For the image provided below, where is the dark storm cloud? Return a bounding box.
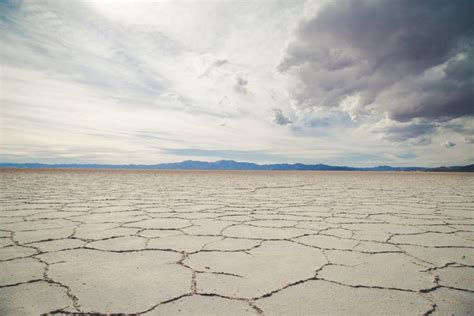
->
[279,0,474,140]
[380,121,436,143]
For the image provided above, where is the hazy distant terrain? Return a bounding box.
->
[1,160,473,172]
[0,169,473,314]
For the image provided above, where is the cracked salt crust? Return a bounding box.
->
[0,169,473,315]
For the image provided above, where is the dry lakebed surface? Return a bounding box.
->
[0,169,473,315]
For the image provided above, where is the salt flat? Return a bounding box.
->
[0,169,473,315]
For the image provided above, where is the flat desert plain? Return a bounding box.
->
[0,169,473,315]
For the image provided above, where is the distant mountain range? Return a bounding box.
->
[1,160,473,172]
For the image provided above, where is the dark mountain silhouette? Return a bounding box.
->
[0,160,472,172]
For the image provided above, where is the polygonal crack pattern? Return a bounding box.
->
[0,169,473,315]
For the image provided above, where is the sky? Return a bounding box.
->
[0,0,473,167]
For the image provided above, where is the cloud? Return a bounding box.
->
[372,119,436,144]
[443,118,474,144]
[199,58,228,78]
[397,152,416,159]
[213,59,228,67]
[444,141,456,148]
[0,0,472,167]
[234,76,249,94]
[279,0,474,141]
[273,109,292,125]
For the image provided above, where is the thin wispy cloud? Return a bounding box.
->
[0,0,473,166]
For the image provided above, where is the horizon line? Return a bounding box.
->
[1,160,473,171]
